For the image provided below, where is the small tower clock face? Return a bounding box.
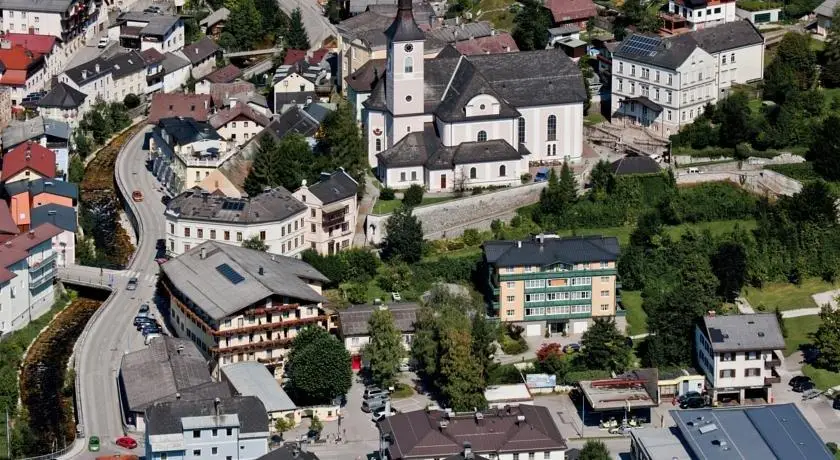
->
[404,44,414,53]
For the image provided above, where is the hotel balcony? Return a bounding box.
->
[213,315,329,337]
[765,351,782,370]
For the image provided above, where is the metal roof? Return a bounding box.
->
[671,404,833,460]
[161,241,328,320]
[30,203,77,233]
[221,362,296,413]
[483,235,620,268]
[306,169,358,204]
[701,313,785,352]
[338,302,420,336]
[0,0,73,14]
[165,186,306,225]
[145,396,268,436]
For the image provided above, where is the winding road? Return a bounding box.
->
[59,125,165,459]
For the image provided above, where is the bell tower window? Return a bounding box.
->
[404,56,414,74]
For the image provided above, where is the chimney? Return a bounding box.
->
[463,442,474,459]
[175,392,181,400]
[230,97,238,107]
[214,397,221,416]
[28,229,34,238]
[200,247,206,260]
[95,63,100,73]
[301,179,307,187]
[516,415,526,424]
[505,45,510,52]
[177,344,184,354]
[0,39,10,49]
[537,233,544,245]
[258,266,264,275]
[708,310,715,317]
[320,172,331,181]
[516,240,522,249]
[204,99,209,109]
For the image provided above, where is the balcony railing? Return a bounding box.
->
[524,311,592,321]
[213,337,293,354]
[30,267,56,289]
[214,315,329,337]
[765,375,781,385]
[322,211,347,227]
[499,268,617,281]
[29,253,57,272]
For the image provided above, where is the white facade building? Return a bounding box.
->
[144,396,269,460]
[0,0,103,41]
[150,117,233,193]
[665,0,737,31]
[695,313,785,404]
[209,100,271,147]
[365,0,586,191]
[293,169,358,255]
[610,20,764,136]
[58,50,148,114]
[164,187,307,258]
[108,12,185,53]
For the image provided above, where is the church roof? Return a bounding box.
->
[364,48,586,117]
[385,0,425,43]
[435,56,521,122]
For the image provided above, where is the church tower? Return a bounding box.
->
[385,0,425,116]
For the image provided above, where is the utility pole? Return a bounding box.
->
[6,407,11,459]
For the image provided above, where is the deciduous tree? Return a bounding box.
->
[471,312,497,381]
[241,235,269,251]
[811,115,840,181]
[712,241,747,302]
[579,440,611,460]
[226,0,262,49]
[439,328,486,411]
[314,100,368,188]
[814,305,840,371]
[381,206,424,263]
[363,309,406,387]
[580,318,631,373]
[285,327,351,404]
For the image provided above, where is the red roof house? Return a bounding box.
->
[3,34,57,55]
[0,44,45,87]
[545,0,597,27]
[454,33,519,56]
[148,93,211,123]
[0,223,62,282]
[283,49,307,66]
[308,47,329,64]
[2,141,56,183]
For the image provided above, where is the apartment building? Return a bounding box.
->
[160,241,334,376]
[0,223,62,334]
[30,203,75,267]
[35,82,86,124]
[107,11,185,53]
[144,396,269,460]
[1,117,70,176]
[0,0,103,42]
[482,234,620,337]
[695,313,785,404]
[164,187,307,258]
[293,169,358,255]
[182,36,220,80]
[662,0,737,33]
[150,116,233,194]
[1,141,56,184]
[378,406,567,460]
[610,20,764,136]
[58,50,148,113]
[209,101,271,147]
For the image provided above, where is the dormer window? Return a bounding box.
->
[404,57,414,73]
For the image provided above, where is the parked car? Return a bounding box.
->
[793,381,816,393]
[161,195,172,206]
[97,37,109,48]
[563,343,581,353]
[362,398,388,413]
[372,407,397,422]
[139,303,150,314]
[677,391,702,404]
[789,375,812,387]
[534,167,550,182]
[89,436,100,452]
[399,362,411,372]
[680,396,706,409]
[134,316,155,328]
[132,190,143,202]
[364,389,389,401]
[363,387,384,399]
[116,436,137,449]
[126,277,138,290]
[142,324,162,336]
[802,388,822,400]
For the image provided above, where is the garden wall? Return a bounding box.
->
[365,183,548,245]
[676,169,803,197]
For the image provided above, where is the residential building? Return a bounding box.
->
[58,50,147,113]
[5,177,77,230]
[35,82,86,124]
[695,313,784,403]
[378,406,567,460]
[544,0,596,31]
[366,0,586,191]
[293,169,357,255]
[203,63,241,85]
[453,33,518,55]
[209,101,271,147]
[1,116,70,175]
[735,5,782,25]
[0,223,62,334]
[547,24,582,49]
[163,187,308,257]
[272,59,333,115]
[141,47,166,93]
[182,36,220,80]
[4,33,66,81]
[159,241,334,375]
[815,0,837,36]
[0,41,47,105]
[148,92,211,123]
[108,12,185,53]
[482,234,620,336]
[107,50,148,101]
[160,50,192,93]
[630,404,833,460]
[144,396,269,460]
[119,336,231,432]
[338,302,418,367]
[345,58,385,122]
[0,0,102,41]
[220,361,298,425]
[1,140,56,183]
[198,169,242,198]
[257,446,319,460]
[150,116,233,193]
[29,203,75,266]
[662,0,737,33]
[610,21,764,136]
[200,7,229,39]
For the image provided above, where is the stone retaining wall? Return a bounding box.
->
[365,183,547,245]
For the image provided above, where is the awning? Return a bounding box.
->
[621,96,663,112]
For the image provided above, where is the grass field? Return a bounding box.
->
[783,315,821,356]
[802,364,840,390]
[550,219,756,246]
[743,278,837,312]
[372,196,455,214]
[475,0,517,31]
[621,291,647,336]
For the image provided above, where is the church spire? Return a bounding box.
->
[384,0,425,42]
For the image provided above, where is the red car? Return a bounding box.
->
[116,436,137,449]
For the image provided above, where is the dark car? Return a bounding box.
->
[680,396,706,409]
[139,303,150,314]
[134,316,155,327]
[833,396,840,410]
[678,391,702,404]
[161,195,172,206]
[563,343,581,353]
[793,381,816,393]
[789,375,812,387]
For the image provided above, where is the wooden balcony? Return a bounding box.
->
[243,303,302,316]
[212,337,293,354]
[214,315,330,337]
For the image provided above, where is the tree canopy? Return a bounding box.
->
[381,206,424,263]
[286,8,310,50]
[363,309,406,387]
[244,133,314,196]
[580,318,631,374]
[285,327,352,404]
[512,0,552,51]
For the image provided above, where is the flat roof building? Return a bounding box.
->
[221,362,297,424]
[578,369,660,413]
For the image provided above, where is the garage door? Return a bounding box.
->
[525,323,542,337]
[755,12,771,23]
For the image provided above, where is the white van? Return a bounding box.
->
[687,167,700,174]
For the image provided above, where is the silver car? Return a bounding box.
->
[126,277,138,291]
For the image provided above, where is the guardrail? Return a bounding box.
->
[16,443,76,460]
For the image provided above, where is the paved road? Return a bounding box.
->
[61,125,164,459]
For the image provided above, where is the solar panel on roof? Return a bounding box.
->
[622,35,662,55]
[221,200,245,211]
[216,263,245,284]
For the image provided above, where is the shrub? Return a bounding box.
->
[487,364,525,385]
[500,336,528,355]
[403,184,424,207]
[461,229,482,247]
[380,187,396,200]
[521,173,532,184]
[344,283,368,304]
[827,442,838,454]
[123,93,141,109]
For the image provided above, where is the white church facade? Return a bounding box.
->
[363,0,588,192]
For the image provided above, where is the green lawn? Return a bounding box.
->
[621,291,647,336]
[475,0,516,31]
[743,278,837,312]
[802,364,840,390]
[372,196,455,214]
[585,112,607,126]
[551,219,756,246]
[783,315,821,356]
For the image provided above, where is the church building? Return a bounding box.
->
[364,0,588,192]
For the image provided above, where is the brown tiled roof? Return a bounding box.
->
[454,33,519,56]
[0,201,18,236]
[208,81,257,108]
[182,36,221,65]
[141,48,165,65]
[0,223,62,282]
[204,64,242,84]
[209,103,271,130]
[379,406,567,459]
[148,93,211,123]
[545,0,597,23]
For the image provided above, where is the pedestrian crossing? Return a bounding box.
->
[123,271,158,283]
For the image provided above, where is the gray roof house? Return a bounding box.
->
[200,7,231,29]
[338,302,420,338]
[157,117,223,146]
[256,447,320,460]
[182,36,221,66]
[36,83,87,110]
[31,203,77,233]
[699,313,785,353]
[0,0,75,13]
[221,362,297,415]
[306,169,358,204]
[610,155,661,175]
[165,187,307,226]
[118,336,230,430]
[483,234,620,268]
[5,177,78,200]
